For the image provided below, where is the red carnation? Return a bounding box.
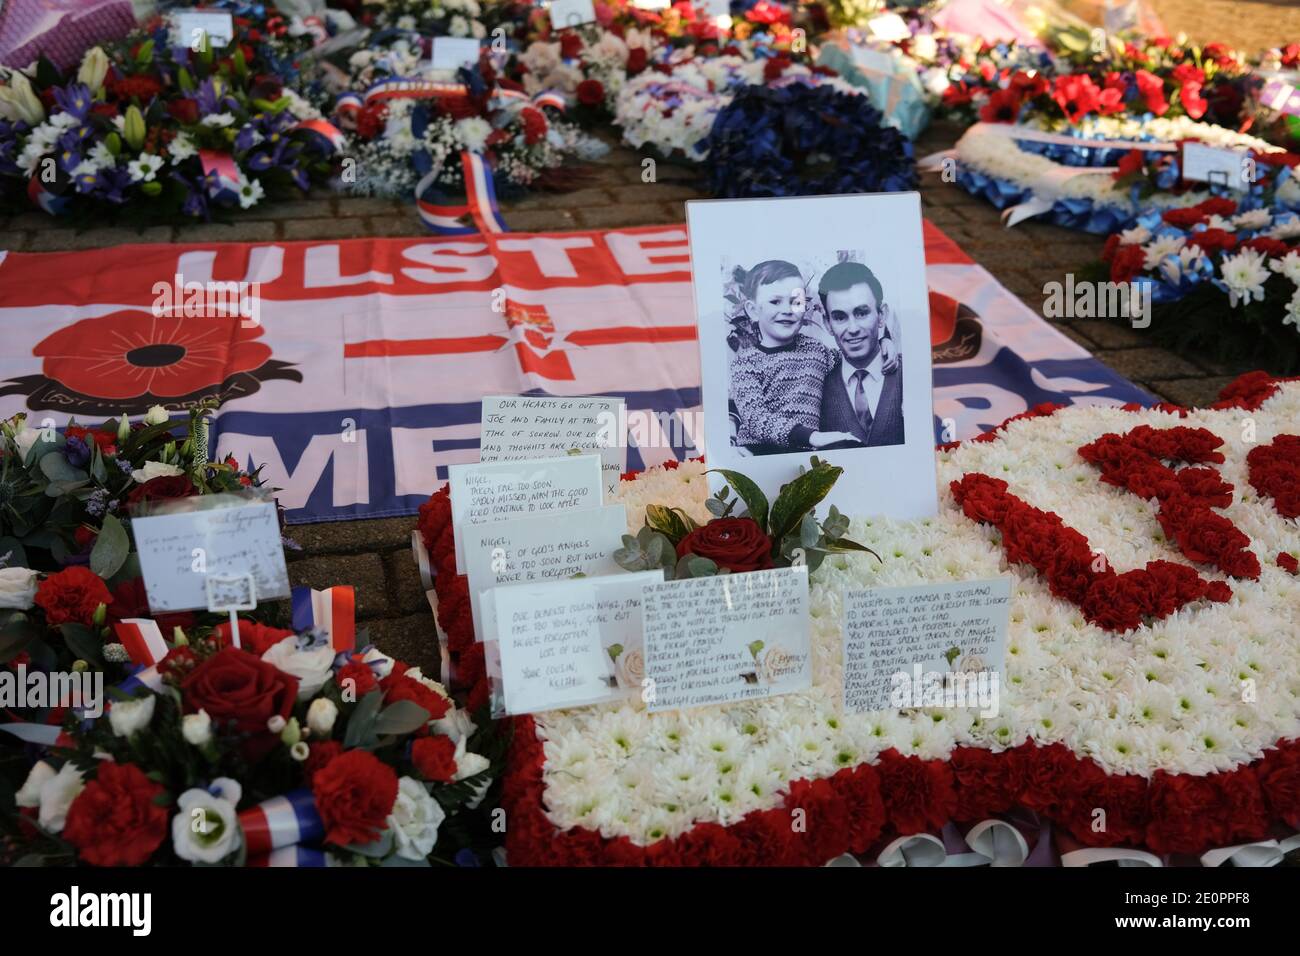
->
[355,103,387,139]
[312,749,399,847]
[336,660,380,698]
[626,47,648,75]
[412,734,459,782]
[1108,242,1148,283]
[762,56,791,83]
[875,749,956,835]
[34,566,112,627]
[559,31,583,60]
[520,106,547,145]
[111,73,162,103]
[1243,236,1291,258]
[167,98,200,125]
[1279,553,1299,575]
[576,79,605,106]
[382,672,451,721]
[950,746,1023,820]
[63,763,169,866]
[1185,227,1237,255]
[1145,770,1228,854]
[303,740,344,784]
[1257,744,1300,829]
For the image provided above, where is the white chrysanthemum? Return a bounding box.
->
[1269,249,1300,285]
[168,132,197,164]
[1231,208,1274,231]
[1218,248,1271,307]
[1118,225,1151,245]
[1141,234,1185,270]
[1284,287,1300,331]
[454,116,491,153]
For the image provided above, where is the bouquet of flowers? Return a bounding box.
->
[0,404,270,672]
[328,33,606,201]
[1095,200,1300,372]
[6,617,501,866]
[356,0,492,37]
[0,5,342,225]
[613,457,877,578]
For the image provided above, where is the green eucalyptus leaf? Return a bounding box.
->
[39,454,86,483]
[343,690,384,749]
[687,556,718,577]
[60,623,104,668]
[374,700,431,736]
[90,513,130,579]
[707,469,769,531]
[800,513,819,549]
[705,498,729,517]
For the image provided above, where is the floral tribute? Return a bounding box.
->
[1095,201,1300,372]
[0,404,270,672]
[0,4,340,224]
[424,374,1300,865]
[9,617,500,866]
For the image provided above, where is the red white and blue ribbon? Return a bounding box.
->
[334,91,364,117]
[27,177,70,215]
[291,585,357,653]
[248,845,331,867]
[238,788,325,856]
[200,149,243,201]
[363,77,469,105]
[531,90,567,111]
[113,619,168,667]
[0,723,73,747]
[416,151,509,236]
[117,664,165,696]
[293,118,346,153]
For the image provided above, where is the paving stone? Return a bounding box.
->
[176,221,279,243]
[1094,348,1203,382]
[385,550,431,616]
[506,186,616,211]
[364,613,442,678]
[1054,322,1100,350]
[240,197,336,220]
[500,207,580,231]
[1068,318,1152,349]
[335,196,407,217]
[575,202,679,229]
[288,516,417,555]
[364,215,433,238]
[25,226,174,252]
[601,181,706,204]
[283,217,370,240]
[288,553,390,619]
[1148,376,1240,408]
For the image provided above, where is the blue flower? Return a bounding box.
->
[63,436,91,469]
[53,84,94,121]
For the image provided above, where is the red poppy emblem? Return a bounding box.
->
[34,310,273,400]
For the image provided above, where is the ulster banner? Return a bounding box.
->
[0,223,1149,525]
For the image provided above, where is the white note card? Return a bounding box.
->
[642,566,810,713]
[449,453,602,575]
[867,13,911,42]
[431,37,482,72]
[841,577,1011,716]
[464,504,628,641]
[172,9,235,47]
[1182,142,1250,191]
[132,498,291,613]
[547,0,597,28]
[479,395,627,499]
[490,570,663,715]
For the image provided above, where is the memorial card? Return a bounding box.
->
[464,504,628,641]
[841,577,1012,717]
[1182,142,1251,191]
[687,193,939,519]
[641,566,810,712]
[132,497,291,613]
[431,37,482,72]
[448,453,603,574]
[488,570,663,716]
[479,395,627,498]
[172,9,235,48]
[547,0,597,28]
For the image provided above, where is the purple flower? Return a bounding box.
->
[63,436,91,469]
[53,84,94,121]
[94,165,133,203]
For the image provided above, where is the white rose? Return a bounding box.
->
[130,460,185,484]
[16,761,55,808]
[108,695,156,737]
[0,567,38,609]
[182,710,213,746]
[262,637,335,699]
[143,405,171,426]
[77,47,109,92]
[39,762,85,833]
[307,697,338,736]
[387,776,446,861]
[172,779,242,863]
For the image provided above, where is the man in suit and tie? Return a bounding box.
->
[816,261,905,448]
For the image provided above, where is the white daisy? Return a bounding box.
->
[235,173,264,209]
[1218,248,1270,306]
[126,153,164,182]
[1141,234,1186,270]
[201,112,235,128]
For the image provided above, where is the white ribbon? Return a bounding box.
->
[1060,846,1163,867]
[919,148,956,172]
[876,832,948,867]
[411,529,434,591]
[964,819,1031,866]
[1200,840,1284,868]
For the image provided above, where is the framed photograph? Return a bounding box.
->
[686,192,938,518]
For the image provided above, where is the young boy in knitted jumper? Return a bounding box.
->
[728,260,859,452]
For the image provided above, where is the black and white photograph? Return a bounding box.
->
[688,193,938,519]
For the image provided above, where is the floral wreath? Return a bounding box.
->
[703,76,918,198]
[944,116,1300,234]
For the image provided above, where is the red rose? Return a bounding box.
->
[576,79,605,107]
[34,567,112,627]
[181,647,298,746]
[336,660,380,698]
[559,31,583,60]
[382,672,451,721]
[126,474,197,507]
[626,47,648,75]
[304,740,344,784]
[312,749,399,846]
[166,98,200,124]
[412,734,458,782]
[675,517,773,573]
[63,763,169,866]
[212,619,296,656]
